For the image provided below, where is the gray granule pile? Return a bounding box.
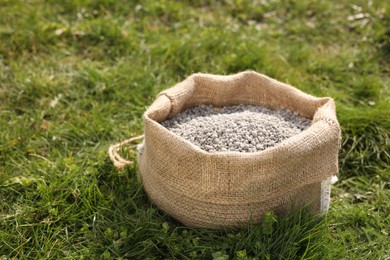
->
[161,104,311,153]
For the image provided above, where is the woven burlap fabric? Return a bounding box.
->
[139,71,341,228]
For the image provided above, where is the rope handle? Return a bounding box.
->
[108,134,144,169]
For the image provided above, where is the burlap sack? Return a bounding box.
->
[112,71,341,228]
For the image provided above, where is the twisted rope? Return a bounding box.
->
[108,134,144,169]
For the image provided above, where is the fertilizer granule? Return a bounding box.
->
[161,104,311,153]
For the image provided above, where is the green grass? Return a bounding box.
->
[1,0,389,259]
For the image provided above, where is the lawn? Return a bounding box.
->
[0,0,389,259]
